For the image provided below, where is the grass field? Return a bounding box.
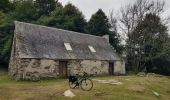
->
[0,68,170,100]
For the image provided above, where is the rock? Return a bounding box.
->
[95,92,106,96]
[125,79,130,81]
[152,91,159,97]
[93,79,123,85]
[63,89,75,98]
[147,73,164,77]
[137,72,146,77]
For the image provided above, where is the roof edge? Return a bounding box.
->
[14,21,107,40]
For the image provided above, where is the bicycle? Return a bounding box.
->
[68,72,93,91]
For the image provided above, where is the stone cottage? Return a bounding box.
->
[9,21,125,80]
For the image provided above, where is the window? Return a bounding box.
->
[64,43,72,51]
[88,45,96,52]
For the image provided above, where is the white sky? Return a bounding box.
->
[58,0,170,20]
[58,0,170,41]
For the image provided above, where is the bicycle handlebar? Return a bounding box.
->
[83,72,88,76]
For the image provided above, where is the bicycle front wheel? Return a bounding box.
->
[69,81,77,89]
[80,79,93,91]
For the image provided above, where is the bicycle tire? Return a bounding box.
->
[69,81,77,89]
[80,78,93,91]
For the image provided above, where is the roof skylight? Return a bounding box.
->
[88,45,96,53]
[64,43,72,51]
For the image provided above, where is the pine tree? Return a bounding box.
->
[86,9,122,54]
[86,9,110,36]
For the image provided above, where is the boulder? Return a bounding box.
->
[152,91,160,97]
[63,89,75,98]
[137,72,146,77]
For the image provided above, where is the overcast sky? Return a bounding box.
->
[58,0,170,20]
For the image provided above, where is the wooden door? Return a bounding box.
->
[59,61,68,78]
[109,62,114,75]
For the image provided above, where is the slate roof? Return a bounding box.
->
[14,21,120,61]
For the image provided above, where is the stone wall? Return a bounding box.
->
[16,59,59,80]
[114,60,126,75]
[9,58,125,80]
[68,60,109,76]
[9,35,20,79]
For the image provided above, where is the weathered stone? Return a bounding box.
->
[137,72,146,77]
[44,66,50,69]
[114,60,126,75]
[9,58,126,80]
[63,89,75,98]
[152,91,160,97]
[68,60,109,76]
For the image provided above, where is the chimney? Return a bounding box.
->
[102,35,109,42]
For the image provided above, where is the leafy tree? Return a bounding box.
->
[0,0,39,65]
[11,0,38,22]
[0,0,13,13]
[119,0,170,75]
[0,12,13,65]
[155,38,170,75]
[126,13,169,73]
[37,3,86,33]
[35,0,56,16]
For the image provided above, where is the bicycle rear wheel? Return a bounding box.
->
[80,78,93,91]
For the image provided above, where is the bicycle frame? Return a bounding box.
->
[70,72,88,86]
[69,72,93,91]
[76,74,87,86]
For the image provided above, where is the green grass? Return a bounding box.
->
[0,69,170,100]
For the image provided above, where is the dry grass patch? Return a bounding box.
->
[126,84,146,92]
[0,69,170,100]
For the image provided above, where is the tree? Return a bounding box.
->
[109,10,124,54]
[119,0,168,73]
[0,0,13,13]
[0,0,39,65]
[11,0,38,22]
[127,13,169,73]
[155,38,170,75]
[35,0,57,16]
[0,1,61,66]
[119,0,165,35]
[0,12,13,65]
[37,3,87,33]
[86,9,110,36]
[87,9,123,54]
